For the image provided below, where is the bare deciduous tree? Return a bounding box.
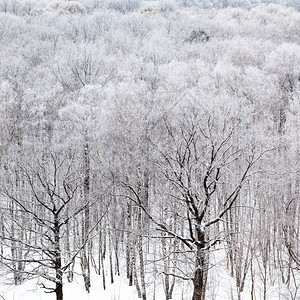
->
[0,152,106,300]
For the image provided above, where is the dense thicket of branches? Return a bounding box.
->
[0,1,299,299]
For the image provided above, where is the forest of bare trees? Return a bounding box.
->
[0,0,299,299]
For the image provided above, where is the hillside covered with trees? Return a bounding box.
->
[0,0,299,299]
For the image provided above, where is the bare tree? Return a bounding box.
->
[0,152,106,300]
[123,106,266,300]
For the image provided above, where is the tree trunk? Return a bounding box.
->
[192,252,206,300]
[192,228,207,300]
[54,214,63,300]
[133,250,142,298]
[99,229,106,290]
[137,208,146,300]
[56,279,63,300]
[126,200,132,283]
[108,223,114,284]
[81,142,91,292]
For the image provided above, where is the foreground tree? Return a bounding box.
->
[0,152,105,300]
[124,105,267,300]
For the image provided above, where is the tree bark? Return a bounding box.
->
[56,280,63,300]
[54,214,63,300]
[192,228,207,300]
[81,142,91,292]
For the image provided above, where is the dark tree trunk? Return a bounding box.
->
[192,228,207,300]
[54,214,63,300]
[56,280,63,300]
[192,251,205,300]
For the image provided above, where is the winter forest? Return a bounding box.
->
[0,0,299,299]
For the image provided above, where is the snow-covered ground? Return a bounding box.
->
[1,250,295,300]
[0,272,139,300]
